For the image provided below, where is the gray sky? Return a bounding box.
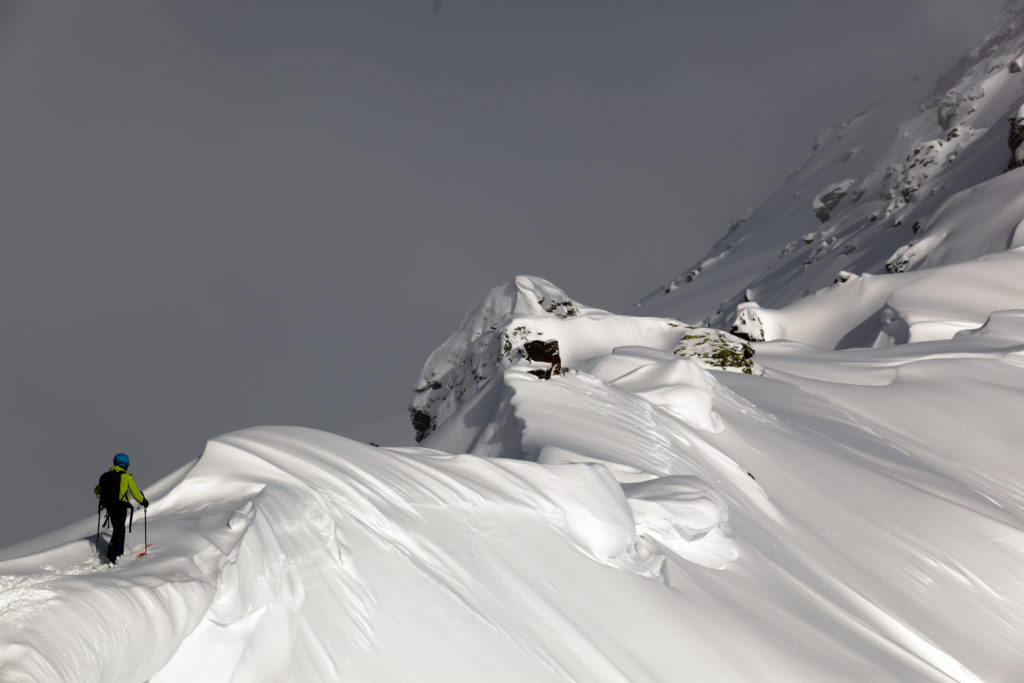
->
[0,0,1006,550]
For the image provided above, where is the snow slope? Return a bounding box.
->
[3,281,1024,681]
[632,0,1024,338]
[417,279,1024,681]
[5,4,1024,682]
[3,426,756,682]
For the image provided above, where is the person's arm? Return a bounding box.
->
[125,473,148,506]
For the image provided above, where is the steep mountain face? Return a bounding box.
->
[630,0,1024,341]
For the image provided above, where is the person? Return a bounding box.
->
[95,453,148,564]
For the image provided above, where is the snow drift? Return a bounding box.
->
[4,280,1024,680]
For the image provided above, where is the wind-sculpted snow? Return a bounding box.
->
[0,430,618,681]
[4,292,1024,679]
[0,425,795,682]
[414,286,1024,680]
[729,248,1024,348]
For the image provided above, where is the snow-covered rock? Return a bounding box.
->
[411,275,689,442]
[672,326,760,375]
[410,275,597,442]
[812,178,856,223]
[1008,103,1024,169]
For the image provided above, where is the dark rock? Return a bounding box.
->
[524,340,562,380]
[1008,107,1024,170]
[814,187,846,223]
[411,409,434,443]
[833,270,855,284]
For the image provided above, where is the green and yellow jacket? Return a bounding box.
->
[94,465,146,504]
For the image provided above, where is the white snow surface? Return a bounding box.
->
[3,286,1024,680]
[5,6,1024,682]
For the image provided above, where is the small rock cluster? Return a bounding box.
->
[673,326,759,375]
[1007,104,1024,170]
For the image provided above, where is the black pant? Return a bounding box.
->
[106,503,130,562]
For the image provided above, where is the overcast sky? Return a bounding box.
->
[0,0,1007,549]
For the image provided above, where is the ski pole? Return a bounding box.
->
[136,504,149,558]
[96,501,101,554]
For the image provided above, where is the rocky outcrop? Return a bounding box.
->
[673,327,759,375]
[879,137,962,218]
[410,408,435,443]
[937,85,985,130]
[813,179,856,223]
[410,276,592,442]
[833,270,856,285]
[1008,104,1024,170]
[729,303,767,343]
[885,244,916,274]
[523,340,562,379]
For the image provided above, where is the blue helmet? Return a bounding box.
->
[113,453,129,469]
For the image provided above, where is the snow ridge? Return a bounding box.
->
[410,275,599,442]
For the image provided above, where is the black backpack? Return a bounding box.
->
[98,470,124,510]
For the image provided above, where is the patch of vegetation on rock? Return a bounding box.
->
[673,327,760,375]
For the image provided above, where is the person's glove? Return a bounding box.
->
[141,499,150,509]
